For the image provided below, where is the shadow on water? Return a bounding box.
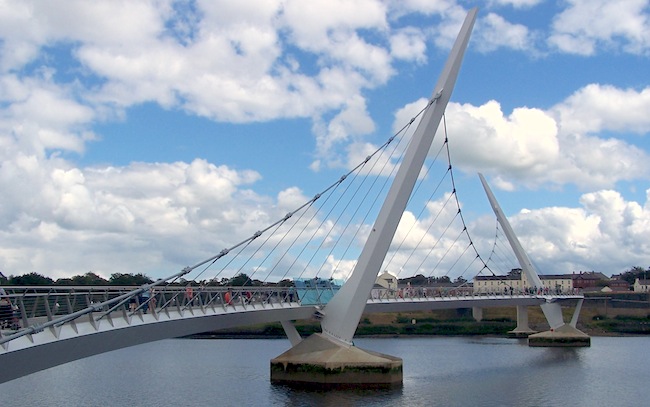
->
[270,382,404,406]
[466,337,529,346]
[537,347,582,365]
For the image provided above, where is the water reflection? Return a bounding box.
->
[537,347,583,365]
[0,337,647,407]
[272,383,404,406]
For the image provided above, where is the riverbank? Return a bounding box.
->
[186,304,650,339]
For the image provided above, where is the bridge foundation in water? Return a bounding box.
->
[528,299,590,347]
[270,333,402,387]
[507,305,537,338]
[528,324,591,347]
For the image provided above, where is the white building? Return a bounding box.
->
[473,269,574,294]
[371,270,398,299]
[375,270,398,291]
[634,278,650,292]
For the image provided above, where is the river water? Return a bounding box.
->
[0,336,646,406]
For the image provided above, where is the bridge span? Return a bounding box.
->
[0,284,581,384]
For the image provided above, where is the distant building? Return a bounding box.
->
[572,271,609,290]
[633,278,650,293]
[473,274,520,294]
[605,279,630,292]
[473,268,573,294]
[371,270,398,299]
[375,270,398,291]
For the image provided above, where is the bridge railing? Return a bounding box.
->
[0,285,311,346]
[368,286,582,301]
[1,283,583,347]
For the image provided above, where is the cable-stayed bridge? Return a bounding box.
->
[0,8,587,386]
[0,284,582,384]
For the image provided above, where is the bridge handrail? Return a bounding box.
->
[368,286,582,301]
[0,285,302,346]
[1,284,583,347]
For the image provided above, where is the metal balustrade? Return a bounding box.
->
[368,286,582,301]
[1,284,583,349]
[0,285,322,347]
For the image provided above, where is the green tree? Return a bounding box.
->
[9,272,54,285]
[228,273,252,286]
[619,266,649,285]
[453,276,467,285]
[109,273,153,285]
[54,278,75,285]
[399,274,428,285]
[276,279,294,287]
[70,272,108,286]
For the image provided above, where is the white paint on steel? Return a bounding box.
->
[478,173,565,329]
[320,8,479,345]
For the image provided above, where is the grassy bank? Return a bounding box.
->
[187,297,650,339]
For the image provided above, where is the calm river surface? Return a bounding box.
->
[1,336,647,406]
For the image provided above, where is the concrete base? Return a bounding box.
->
[528,324,591,347]
[270,333,402,387]
[507,328,537,338]
[508,305,535,338]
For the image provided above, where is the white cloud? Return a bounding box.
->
[499,188,650,274]
[390,27,427,62]
[425,83,650,190]
[0,0,393,124]
[443,100,560,179]
[551,84,650,136]
[280,0,393,84]
[390,0,456,15]
[0,155,272,278]
[549,0,650,55]
[281,0,388,49]
[313,95,376,168]
[476,12,533,52]
[1,0,650,284]
[0,74,95,155]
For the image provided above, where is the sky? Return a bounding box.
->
[1,0,649,282]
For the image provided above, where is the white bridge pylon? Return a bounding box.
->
[479,173,585,331]
[320,7,478,346]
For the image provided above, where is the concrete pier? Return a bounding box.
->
[527,324,591,347]
[270,333,402,387]
[507,305,537,338]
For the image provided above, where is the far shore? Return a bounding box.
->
[183,304,650,340]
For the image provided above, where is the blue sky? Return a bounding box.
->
[1,0,649,281]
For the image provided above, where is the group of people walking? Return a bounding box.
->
[0,287,19,330]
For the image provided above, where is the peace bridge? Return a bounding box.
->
[0,282,583,384]
[0,7,589,387]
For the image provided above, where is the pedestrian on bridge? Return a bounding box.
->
[0,288,14,329]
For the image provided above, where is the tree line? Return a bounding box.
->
[0,271,154,286]
[2,266,648,287]
[0,271,287,287]
[617,266,650,285]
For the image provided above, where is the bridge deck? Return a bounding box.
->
[0,285,582,384]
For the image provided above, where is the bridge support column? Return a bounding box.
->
[280,320,302,347]
[270,333,402,387]
[479,174,590,347]
[472,307,483,322]
[270,7,477,388]
[508,305,536,338]
[527,302,590,347]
